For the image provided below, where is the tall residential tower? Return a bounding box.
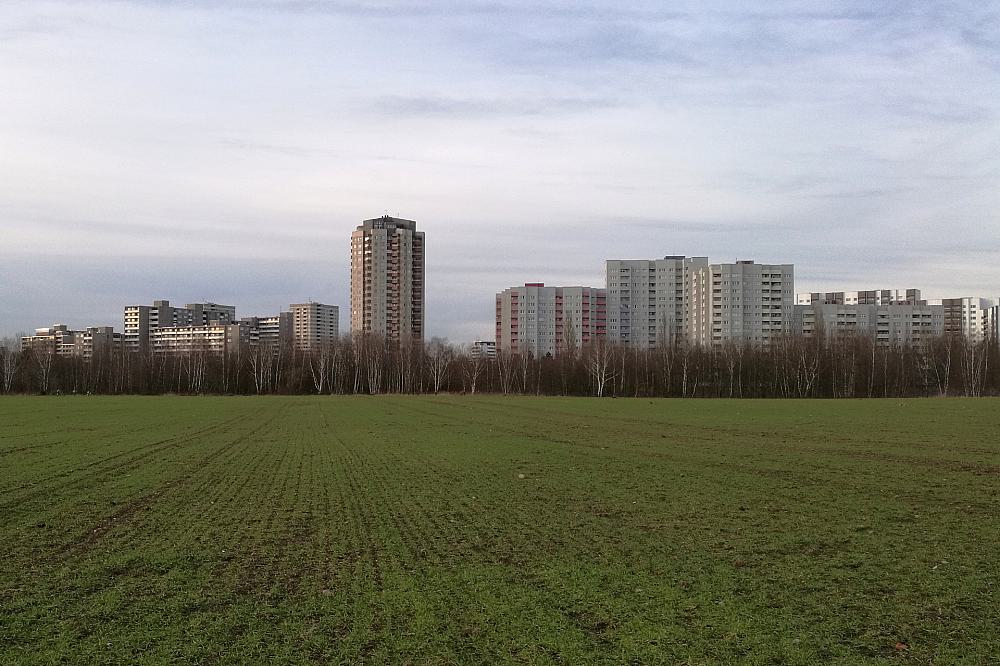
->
[350,216,425,344]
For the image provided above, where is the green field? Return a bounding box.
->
[1,396,998,664]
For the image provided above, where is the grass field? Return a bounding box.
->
[1,396,998,664]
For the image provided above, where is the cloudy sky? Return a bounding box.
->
[2,1,998,341]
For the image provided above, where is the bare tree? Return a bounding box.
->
[585,338,616,397]
[0,337,20,393]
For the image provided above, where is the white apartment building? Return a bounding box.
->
[688,261,794,347]
[606,256,708,349]
[470,340,497,360]
[290,302,339,351]
[797,289,925,306]
[351,216,425,344]
[149,323,250,355]
[495,284,606,358]
[794,303,944,348]
[124,300,235,352]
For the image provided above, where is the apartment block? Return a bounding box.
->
[794,302,944,348]
[351,215,425,344]
[149,323,251,355]
[986,302,1000,344]
[937,297,994,341]
[240,312,292,348]
[688,261,794,347]
[496,284,606,358]
[290,302,339,351]
[124,300,235,352]
[606,256,707,349]
[797,289,925,306]
[22,325,122,358]
[470,340,497,360]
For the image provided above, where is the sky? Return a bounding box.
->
[1,0,999,342]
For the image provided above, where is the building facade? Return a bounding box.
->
[687,261,794,347]
[22,325,122,357]
[495,284,606,358]
[470,340,497,360]
[124,300,235,352]
[606,256,707,349]
[149,323,251,355]
[290,302,339,351]
[797,289,925,306]
[937,297,993,341]
[350,216,425,344]
[794,302,944,348]
[240,312,292,349]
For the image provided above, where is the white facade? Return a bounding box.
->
[470,340,497,360]
[797,289,925,306]
[689,261,794,347]
[149,323,249,355]
[606,256,707,349]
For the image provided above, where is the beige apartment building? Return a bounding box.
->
[351,216,425,344]
[124,300,235,352]
[290,302,339,351]
[149,323,251,355]
[606,256,707,348]
[688,261,794,347]
[496,284,606,358]
[22,325,122,358]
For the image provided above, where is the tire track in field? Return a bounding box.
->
[124,412,278,557]
[0,422,164,457]
[374,399,598,565]
[48,404,288,561]
[0,413,249,513]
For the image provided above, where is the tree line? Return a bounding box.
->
[0,333,996,398]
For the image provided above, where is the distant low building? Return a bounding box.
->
[470,340,496,360]
[22,324,122,357]
[794,302,944,348]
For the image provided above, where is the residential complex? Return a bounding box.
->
[123,300,236,352]
[351,215,425,344]
[21,325,122,358]
[290,302,339,351]
[495,284,606,358]
[150,323,252,355]
[605,257,792,349]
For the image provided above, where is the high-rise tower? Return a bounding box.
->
[350,216,425,343]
